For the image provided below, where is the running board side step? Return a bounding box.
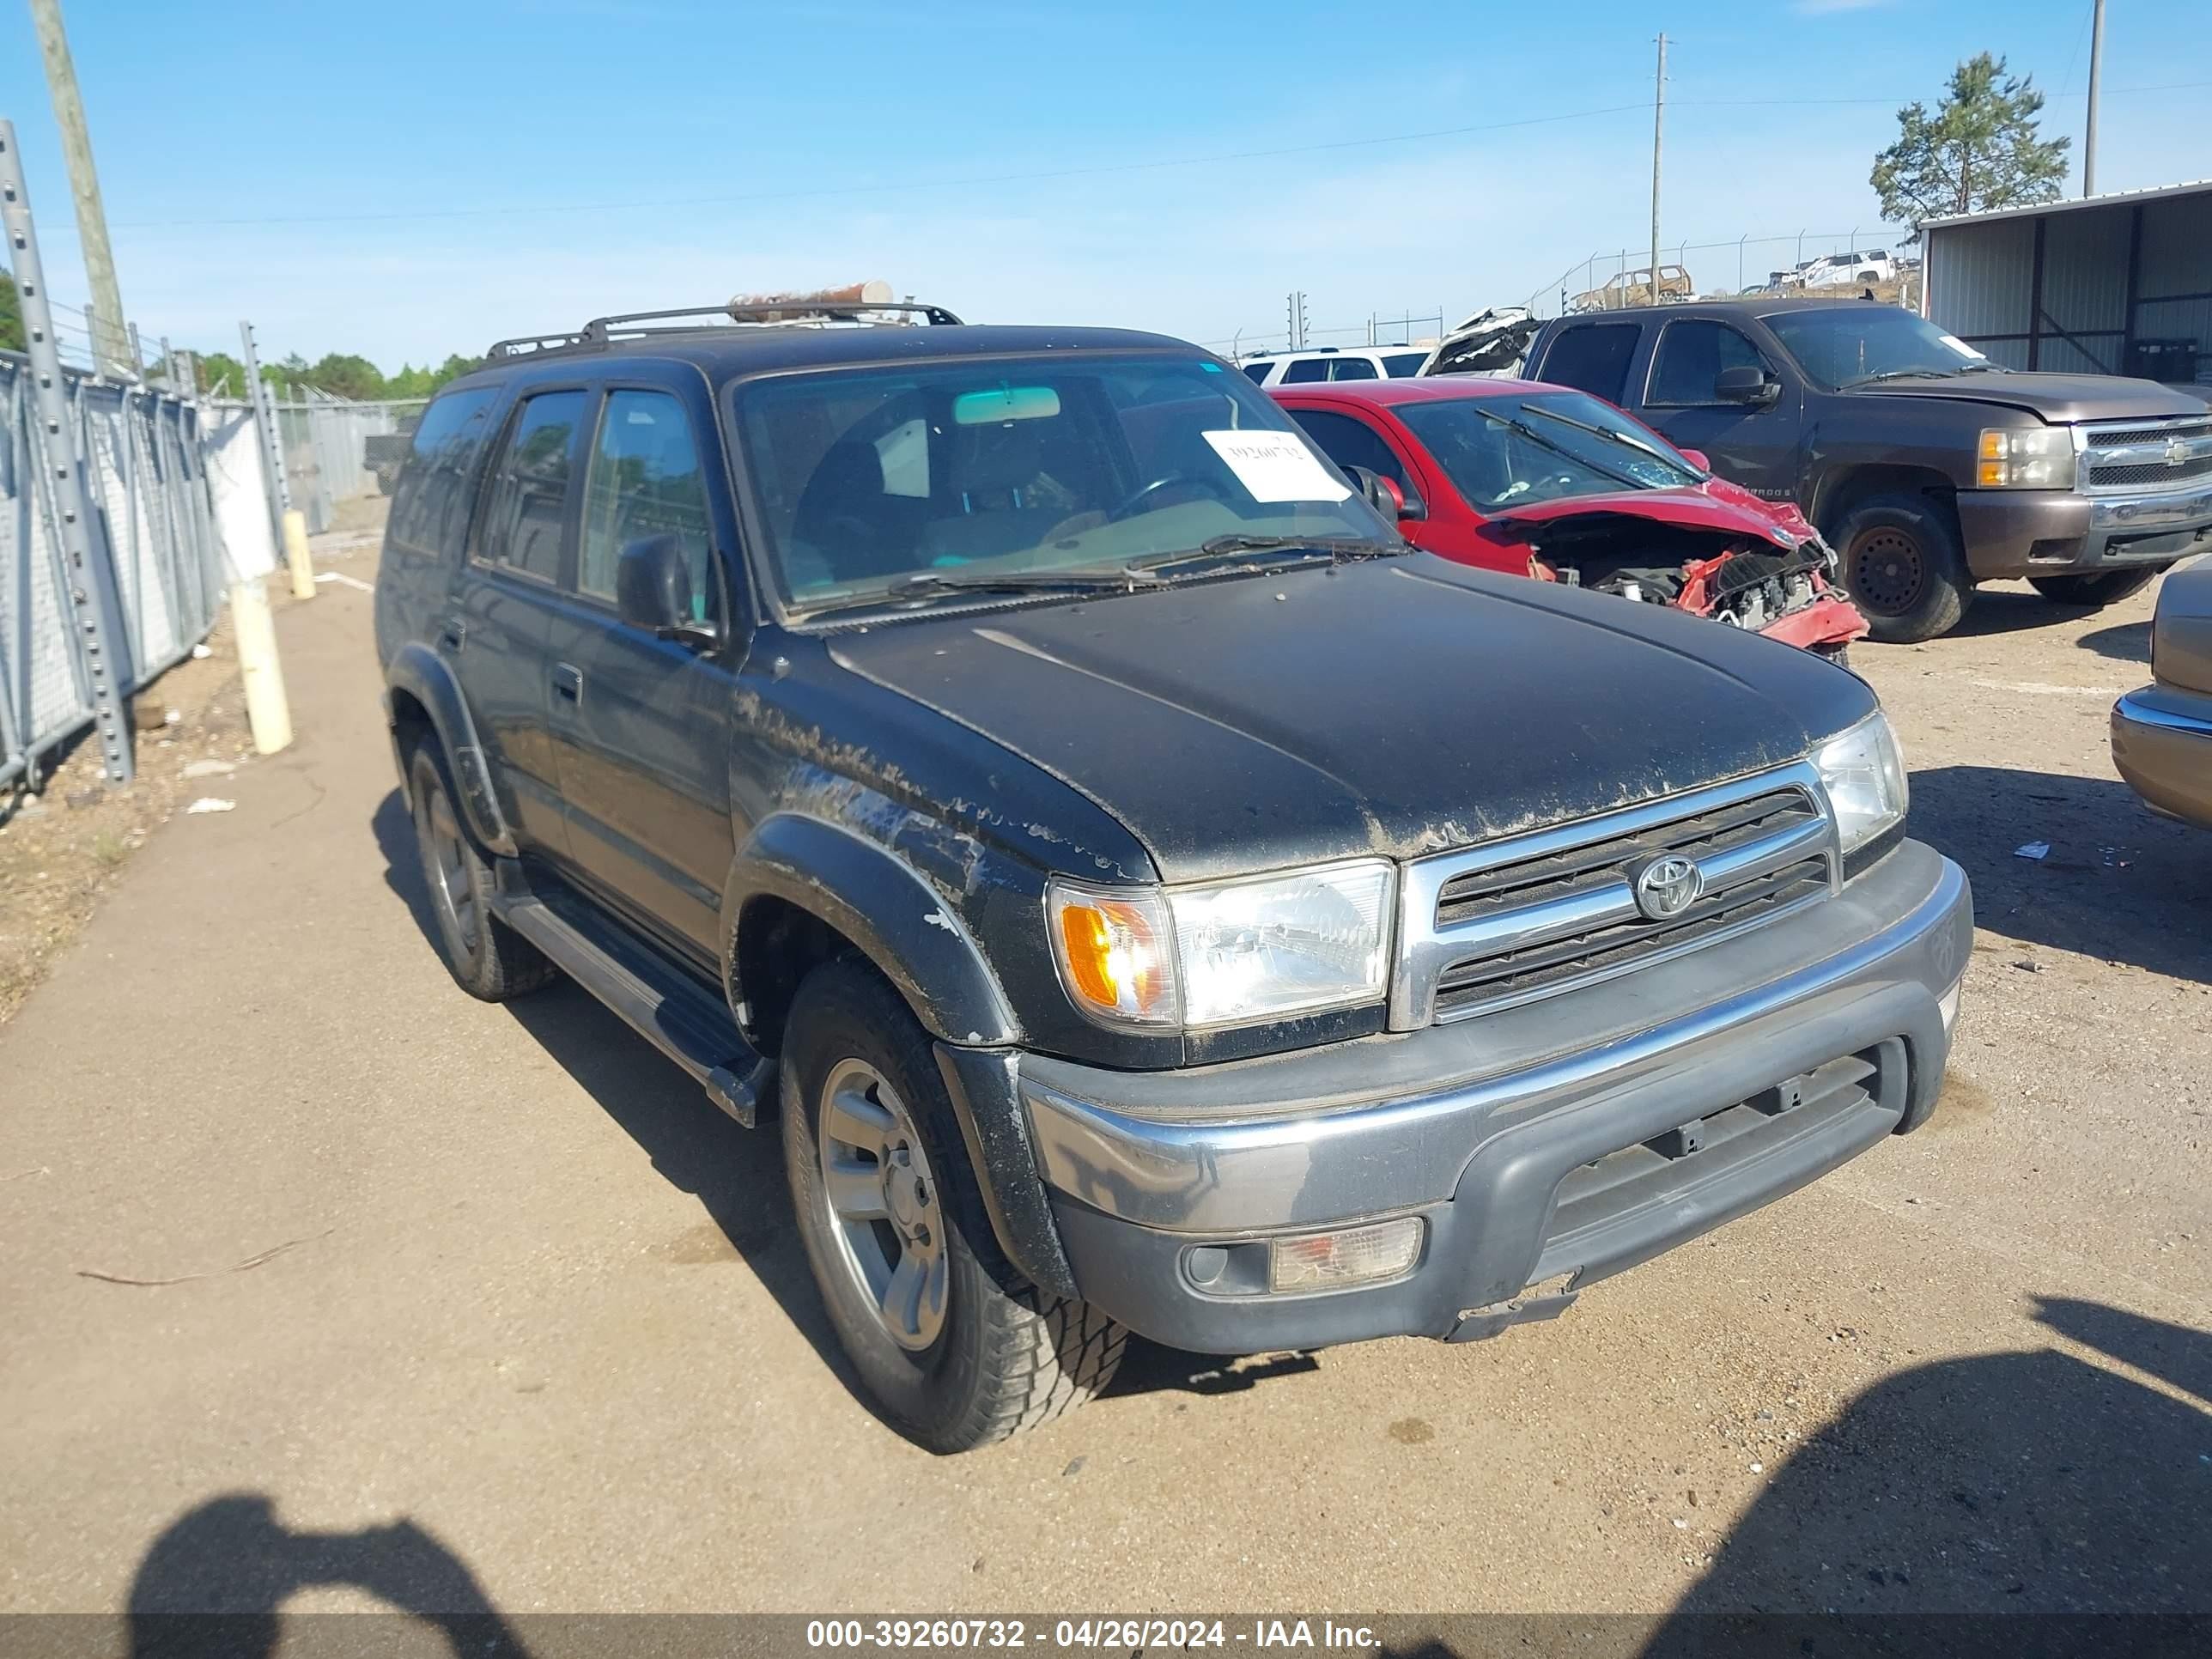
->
[494,892,774,1127]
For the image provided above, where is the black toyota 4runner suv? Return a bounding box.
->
[1524,299,2212,642]
[375,299,1972,1451]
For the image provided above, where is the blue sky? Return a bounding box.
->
[2,0,2206,373]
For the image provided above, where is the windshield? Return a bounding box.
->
[1395,389,1703,511]
[732,353,1389,613]
[1762,306,1991,389]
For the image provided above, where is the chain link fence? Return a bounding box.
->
[266,392,424,533]
[1,350,225,790]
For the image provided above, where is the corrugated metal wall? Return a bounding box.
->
[1927,187,2212,387]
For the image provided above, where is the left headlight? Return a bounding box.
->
[1977,425,2075,489]
[1048,859,1395,1031]
[1812,711,1909,857]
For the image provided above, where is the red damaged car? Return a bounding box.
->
[1274,377,1867,658]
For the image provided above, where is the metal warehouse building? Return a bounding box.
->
[1922,179,2212,392]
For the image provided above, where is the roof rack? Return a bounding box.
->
[484,283,963,362]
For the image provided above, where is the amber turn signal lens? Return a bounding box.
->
[1045,883,1178,1026]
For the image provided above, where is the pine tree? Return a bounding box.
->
[1871,53,2070,234]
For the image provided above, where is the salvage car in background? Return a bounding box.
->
[2112,557,2212,830]
[1276,377,1868,657]
[1524,299,2212,643]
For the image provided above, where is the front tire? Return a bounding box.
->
[781,957,1125,1451]
[2029,568,2163,608]
[1828,492,1973,643]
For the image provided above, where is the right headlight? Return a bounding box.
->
[1977,425,2075,489]
[1812,711,1909,857]
[1047,859,1395,1031]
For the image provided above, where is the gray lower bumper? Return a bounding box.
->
[1958,484,2212,579]
[1018,842,1972,1353]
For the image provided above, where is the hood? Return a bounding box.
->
[1844,372,2211,424]
[1484,486,1798,546]
[826,556,1875,883]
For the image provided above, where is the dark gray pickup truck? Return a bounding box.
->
[376,300,1972,1449]
[1523,299,2212,641]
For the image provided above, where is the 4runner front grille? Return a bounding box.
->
[1390,764,1839,1029]
[2080,416,2212,494]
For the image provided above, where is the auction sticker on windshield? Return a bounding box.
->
[1203,429,1351,502]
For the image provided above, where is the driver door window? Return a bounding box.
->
[1648,321,1767,406]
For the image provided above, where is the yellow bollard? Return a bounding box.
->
[282,508,315,600]
[229,578,293,755]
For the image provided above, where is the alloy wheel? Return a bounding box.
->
[817,1058,948,1352]
[416,779,482,957]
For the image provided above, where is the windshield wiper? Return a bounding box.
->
[1127,535,1400,580]
[1515,401,1682,469]
[1464,404,1645,490]
[1853,368,1952,385]
[882,567,1159,600]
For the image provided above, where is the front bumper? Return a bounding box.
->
[2112,686,2212,829]
[1957,483,2212,580]
[1012,841,1971,1353]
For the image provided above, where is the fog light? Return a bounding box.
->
[1938,975,1964,1035]
[1268,1217,1423,1292]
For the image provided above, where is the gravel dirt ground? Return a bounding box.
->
[0,511,2205,1632]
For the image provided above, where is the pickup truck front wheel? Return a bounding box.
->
[2028,568,2163,608]
[1830,494,1973,644]
[781,957,1127,1451]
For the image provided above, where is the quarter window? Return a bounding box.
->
[1240,361,1273,384]
[387,388,498,558]
[579,390,714,617]
[1648,321,1767,405]
[1535,324,1641,404]
[473,391,586,581]
[1328,357,1378,380]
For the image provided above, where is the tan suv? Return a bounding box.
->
[2113,558,2212,828]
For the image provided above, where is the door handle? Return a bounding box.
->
[550,662,583,705]
[440,620,465,652]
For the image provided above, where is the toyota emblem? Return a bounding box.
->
[1633,854,1705,921]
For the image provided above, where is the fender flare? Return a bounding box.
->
[723,812,1021,1048]
[385,641,516,857]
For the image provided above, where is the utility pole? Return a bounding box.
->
[2083,0,2106,196]
[27,0,131,376]
[0,118,133,782]
[1650,33,1666,306]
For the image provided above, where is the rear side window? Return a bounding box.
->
[1280,358,1331,384]
[1535,324,1641,404]
[1240,361,1273,384]
[471,390,586,582]
[1383,352,1427,377]
[1647,321,1766,405]
[387,388,498,557]
[1329,357,1378,380]
[578,390,715,617]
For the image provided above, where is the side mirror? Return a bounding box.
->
[1716,366,1780,406]
[616,534,713,644]
[1677,447,1711,473]
[1350,465,1427,524]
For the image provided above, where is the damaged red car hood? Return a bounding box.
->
[1481,485,1806,545]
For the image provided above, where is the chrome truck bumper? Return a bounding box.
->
[1012,841,1972,1353]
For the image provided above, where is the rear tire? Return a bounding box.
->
[407,744,556,1001]
[2028,568,2163,608]
[1828,492,1973,644]
[781,957,1125,1451]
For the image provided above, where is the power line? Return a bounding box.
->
[34,78,2194,239]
